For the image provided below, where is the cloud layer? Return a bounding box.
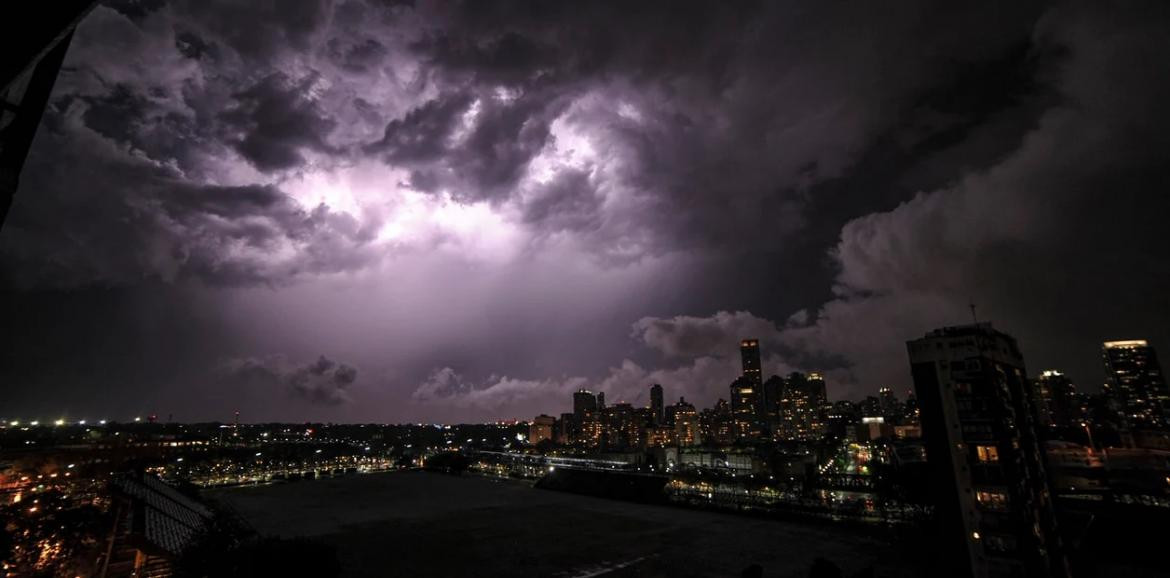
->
[222,354,359,406]
[2,1,1169,421]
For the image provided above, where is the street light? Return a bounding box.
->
[1081,422,1096,454]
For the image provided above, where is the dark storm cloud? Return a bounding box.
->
[174,30,214,60]
[220,72,337,172]
[368,83,572,201]
[381,0,1049,260]
[398,0,1170,409]
[0,110,377,287]
[168,0,332,61]
[415,30,555,86]
[329,38,389,74]
[520,169,602,234]
[446,86,569,198]
[104,0,167,23]
[631,311,781,360]
[774,0,1170,396]
[222,354,359,406]
[367,91,475,163]
[4,0,1170,422]
[12,0,1056,285]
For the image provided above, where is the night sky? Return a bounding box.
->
[2,0,1169,423]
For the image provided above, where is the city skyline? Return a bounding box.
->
[0,331,1161,426]
[5,4,1170,577]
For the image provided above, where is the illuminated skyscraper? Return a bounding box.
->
[777,372,826,441]
[602,402,638,449]
[907,323,1067,578]
[701,399,736,445]
[1102,340,1168,428]
[740,339,763,387]
[879,386,898,421]
[808,372,828,436]
[673,400,700,446]
[729,376,760,439]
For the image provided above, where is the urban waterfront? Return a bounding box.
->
[6,2,1170,577]
[210,470,913,578]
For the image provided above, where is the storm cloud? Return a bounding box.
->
[2,0,1169,422]
[222,354,359,406]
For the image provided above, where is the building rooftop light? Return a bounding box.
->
[1104,340,1148,349]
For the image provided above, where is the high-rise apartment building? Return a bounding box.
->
[1034,370,1078,429]
[673,401,701,446]
[740,339,763,387]
[650,384,664,425]
[573,389,598,419]
[529,415,555,445]
[907,323,1067,578]
[776,372,826,441]
[729,376,760,440]
[1102,340,1168,428]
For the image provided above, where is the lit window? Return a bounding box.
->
[975,445,999,462]
[976,491,1008,510]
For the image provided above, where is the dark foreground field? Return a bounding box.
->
[210,471,914,577]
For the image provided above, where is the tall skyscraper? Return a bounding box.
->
[1102,340,1168,428]
[597,391,606,411]
[777,372,826,441]
[650,384,664,425]
[878,386,899,421]
[673,399,700,446]
[807,372,828,423]
[729,376,760,439]
[907,323,1067,578]
[573,389,598,419]
[762,374,784,420]
[740,339,763,387]
[701,399,736,445]
[1034,370,1078,429]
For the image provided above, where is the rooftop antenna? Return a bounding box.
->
[969,301,979,324]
